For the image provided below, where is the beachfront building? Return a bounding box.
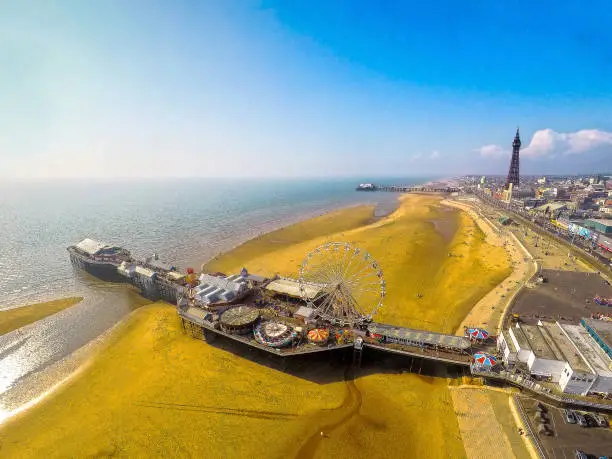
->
[537,322,595,395]
[584,218,612,234]
[498,320,612,395]
[194,273,250,305]
[581,318,612,359]
[559,322,612,396]
[499,322,590,384]
[497,330,519,366]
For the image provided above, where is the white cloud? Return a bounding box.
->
[478,128,612,161]
[478,144,508,158]
[523,128,612,157]
[430,150,440,160]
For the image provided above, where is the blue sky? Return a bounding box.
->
[1,1,611,178]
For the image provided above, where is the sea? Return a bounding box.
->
[0,176,430,419]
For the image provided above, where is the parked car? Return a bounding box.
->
[564,409,577,424]
[540,426,553,436]
[576,413,588,427]
[592,414,608,427]
[584,414,598,427]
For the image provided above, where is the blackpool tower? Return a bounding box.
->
[506,128,521,188]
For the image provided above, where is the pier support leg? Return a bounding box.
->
[203,328,217,343]
[352,347,363,368]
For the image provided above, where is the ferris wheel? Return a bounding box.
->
[298,242,385,327]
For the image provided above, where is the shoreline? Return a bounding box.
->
[0,297,83,336]
[0,304,134,425]
[198,196,400,271]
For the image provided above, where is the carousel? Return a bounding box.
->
[254,321,297,348]
[219,305,260,334]
[307,328,329,345]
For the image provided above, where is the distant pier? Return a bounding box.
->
[356,184,460,193]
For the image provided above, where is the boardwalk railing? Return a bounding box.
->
[364,342,472,366]
[513,395,548,459]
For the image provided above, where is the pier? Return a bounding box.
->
[67,237,612,411]
[68,238,475,366]
[356,184,460,193]
[178,305,472,366]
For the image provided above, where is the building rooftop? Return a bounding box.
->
[265,277,321,299]
[521,325,565,361]
[586,218,612,226]
[368,323,471,350]
[294,306,315,318]
[533,202,567,213]
[560,324,612,375]
[519,324,560,361]
[582,318,612,348]
[540,323,572,359]
[540,323,592,374]
[502,330,517,353]
[199,273,247,292]
[75,238,112,256]
[134,266,156,278]
[511,325,532,351]
[166,271,185,281]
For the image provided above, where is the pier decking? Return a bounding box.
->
[179,304,472,364]
[179,307,354,357]
[356,184,460,193]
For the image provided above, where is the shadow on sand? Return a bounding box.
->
[199,328,468,385]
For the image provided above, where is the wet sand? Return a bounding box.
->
[0,297,83,336]
[0,283,151,419]
[0,305,466,458]
[0,194,511,458]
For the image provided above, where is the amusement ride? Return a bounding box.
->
[299,242,386,327]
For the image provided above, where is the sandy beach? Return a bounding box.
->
[443,199,536,335]
[0,194,512,458]
[450,386,536,459]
